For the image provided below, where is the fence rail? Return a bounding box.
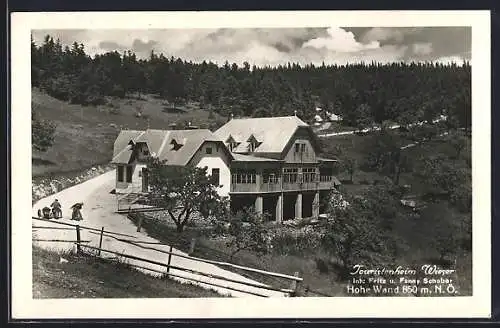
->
[32,226,75,231]
[113,260,269,297]
[80,244,292,296]
[88,230,303,283]
[33,239,91,243]
[32,216,303,297]
[32,217,138,238]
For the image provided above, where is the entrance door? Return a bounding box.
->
[142,168,149,192]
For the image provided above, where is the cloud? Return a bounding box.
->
[362,27,405,43]
[132,39,158,53]
[361,27,423,44]
[98,41,126,52]
[303,27,380,52]
[412,42,433,56]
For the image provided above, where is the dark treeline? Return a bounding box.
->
[32,35,471,129]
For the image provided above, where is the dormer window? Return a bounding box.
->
[229,142,239,152]
[170,139,183,151]
[226,135,240,152]
[247,134,261,153]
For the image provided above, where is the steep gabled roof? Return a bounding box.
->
[214,116,309,154]
[136,129,170,157]
[111,130,145,164]
[111,128,226,166]
[158,129,218,166]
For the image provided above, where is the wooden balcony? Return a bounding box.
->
[230,175,337,193]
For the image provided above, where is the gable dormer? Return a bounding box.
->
[246,134,262,153]
[170,138,183,151]
[226,135,240,152]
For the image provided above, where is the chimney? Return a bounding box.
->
[294,110,297,116]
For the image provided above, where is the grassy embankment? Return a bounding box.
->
[32,245,224,298]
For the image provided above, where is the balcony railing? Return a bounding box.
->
[230,175,337,193]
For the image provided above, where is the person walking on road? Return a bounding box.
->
[71,202,84,221]
[50,199,62,219]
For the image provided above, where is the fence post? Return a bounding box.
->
[289,271,301,297]
[167,245,173,273]
[98,227,105,256]
[75,225,81,255]
[189,238,196,255]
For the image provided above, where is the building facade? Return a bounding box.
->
[214,116,340,222]
[111,116,340,222]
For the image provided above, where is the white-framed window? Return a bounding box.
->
[283,168,298,183]
[302,167,317,182]
[263,170,280,184]
[231,170,256,184]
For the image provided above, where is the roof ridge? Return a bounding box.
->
[231,115,298,120]
[156,131,172,158]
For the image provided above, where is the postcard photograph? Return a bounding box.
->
[11,11,491,319]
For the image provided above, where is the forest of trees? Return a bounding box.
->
[32,35,471,129]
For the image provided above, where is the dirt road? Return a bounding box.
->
[32,170,287,297]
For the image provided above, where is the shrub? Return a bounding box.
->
[270,227,323,256]
[224,208,270,260]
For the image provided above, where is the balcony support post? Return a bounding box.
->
[276,193,283,223]
[255,195,263,216]
[295,193,302,219]
[313,191,320,219]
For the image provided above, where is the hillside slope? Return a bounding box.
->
[33,246,223,298]
[32,89,225,176]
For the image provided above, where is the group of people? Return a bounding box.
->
[37,199,84,221]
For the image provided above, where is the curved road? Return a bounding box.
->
[32,170,287,297]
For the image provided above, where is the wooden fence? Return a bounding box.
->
[32,216,304,297]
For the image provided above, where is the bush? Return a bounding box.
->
[270,227,323,256]
[32,106,56,152]
[224,209,270,260]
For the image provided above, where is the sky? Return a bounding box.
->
[32,27,471,67]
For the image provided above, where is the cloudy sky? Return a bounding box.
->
[32,27,471,67]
